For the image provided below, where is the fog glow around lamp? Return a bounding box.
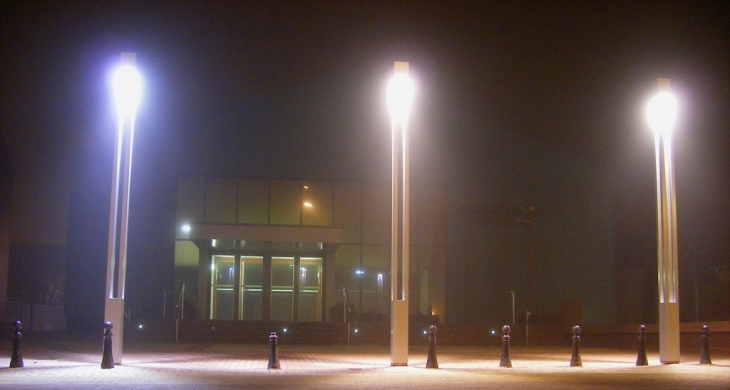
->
[387,73,415,125]
[112,65,143,119]
[646,91,677,135]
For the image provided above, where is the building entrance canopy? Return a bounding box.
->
[187,223,343,244]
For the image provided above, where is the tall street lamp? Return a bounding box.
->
[105,52,143,364]
[646,78,680,364]
[387,62,414,366]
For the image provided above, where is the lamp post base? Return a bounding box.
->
[104,298,125,365]
[390,300,408,366]
[659,302,680,364]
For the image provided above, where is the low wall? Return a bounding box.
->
[579,321,730,353]
[123,318,730,351]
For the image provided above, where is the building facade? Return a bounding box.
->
[174,177,446,323]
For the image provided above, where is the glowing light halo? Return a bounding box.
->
[646,91,677,136]
[387,73,415,125]
[112,64,143,120]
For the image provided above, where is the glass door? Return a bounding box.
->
[298,257,322,321]
[271,257,294,321]
[210,255,234,320]
[240,256,263,320]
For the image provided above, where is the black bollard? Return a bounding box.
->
[101,321,115,369]
[268,332,281,369]
[426,325,438,369]
[699,324,712,365]
[9,320,24,368]
[570,325,582,367]
[499,325,512,368]
[636,325,648,366]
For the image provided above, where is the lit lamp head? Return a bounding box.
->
[112,60,143,120]
[387,63,415,125]
[646,90,677,136]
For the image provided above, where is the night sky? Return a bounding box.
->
[2,1,730,319]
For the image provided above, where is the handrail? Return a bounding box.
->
[163,290,171,319]
[175,282,185,343]
[343,286,353,345]
[342,286,352,323]
[509,291,530,347]
[175,282,186,320]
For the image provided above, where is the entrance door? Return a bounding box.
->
[240,256,263,320]
[298,257,322,321]
[209,253,323,322]
[271,257,294,321]
[210,255,234,320]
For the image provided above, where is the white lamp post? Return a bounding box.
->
[105,52,142,365]
[646,78,680,364]
[387,62,414,366]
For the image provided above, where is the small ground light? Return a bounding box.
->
[354,328,358,333]
[491,330,496,335]
[423,330,427,335]
[283,328,287,333]
[138,324,143,329]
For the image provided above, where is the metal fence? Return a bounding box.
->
[0,302,66,332]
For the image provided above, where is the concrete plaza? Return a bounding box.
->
[1,336,729,389]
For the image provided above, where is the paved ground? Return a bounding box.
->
[1,336,729,389]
